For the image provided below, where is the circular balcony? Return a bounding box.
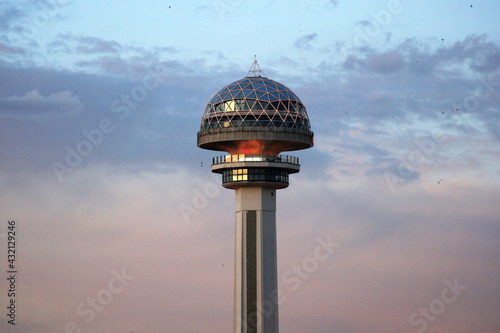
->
[211,154,300,189]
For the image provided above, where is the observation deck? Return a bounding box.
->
[212,154,300,189]
[197,75,314,155]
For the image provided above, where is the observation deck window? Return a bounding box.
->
[214,154,299,165]
[222,168,289,184]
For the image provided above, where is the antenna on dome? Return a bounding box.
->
[246,56,267,78]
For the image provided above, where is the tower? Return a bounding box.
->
[197,60,313,333]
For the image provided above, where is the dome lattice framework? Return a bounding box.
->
[200,76,311,131]
[197,61,314,154]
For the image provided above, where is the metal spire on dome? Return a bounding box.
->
[246,56,267,78]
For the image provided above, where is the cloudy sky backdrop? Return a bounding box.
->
[0,0,499,332]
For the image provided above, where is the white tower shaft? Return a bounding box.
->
[234,187,279,333]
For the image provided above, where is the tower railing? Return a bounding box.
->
[212,154,299,166]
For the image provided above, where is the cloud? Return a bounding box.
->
[339,34,500,77]
[44,34,184,78]
[343,51,405,73]
[0,89,83,120]
[57,34,122,54]
[49,33,178,59]
[0,0,70,49]
[366,50,405,72]
[356,19,372,27]
[0,42,26,55]
[320,36,500,141]
[75,56,129,74]
[0,5,25,31]
[294,36,500,198]
[45,40,70,54]
[76,40,121,54]
[294,33,318,50]
[0,60,240,179]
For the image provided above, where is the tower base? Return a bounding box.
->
[234,187,279,333]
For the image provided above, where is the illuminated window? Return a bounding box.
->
[224,100,235,111]
[222,168,288,184]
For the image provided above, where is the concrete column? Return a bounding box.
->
[234,187,279,333]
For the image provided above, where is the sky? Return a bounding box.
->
[0,0,499,332]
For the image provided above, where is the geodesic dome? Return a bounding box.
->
[200,76,311,131]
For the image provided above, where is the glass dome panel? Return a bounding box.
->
[268,93,279,101]
[201,76,311,131]
[260,93,271,102]
[212,95,222,104]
